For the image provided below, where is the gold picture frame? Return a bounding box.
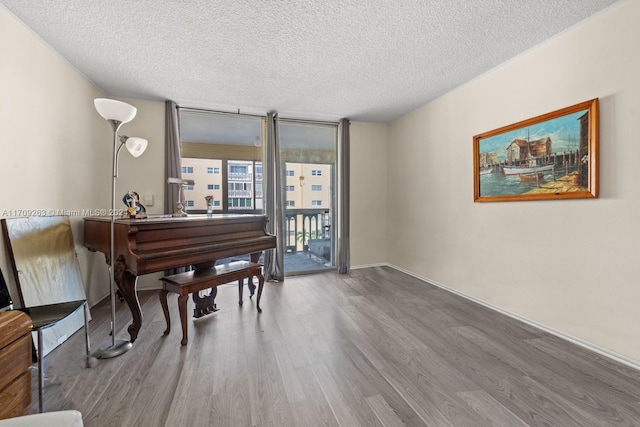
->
[473,98,599,202]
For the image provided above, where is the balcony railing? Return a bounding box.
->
[229,172,252,181]
[284,208,330,254]
[228,190,252,197]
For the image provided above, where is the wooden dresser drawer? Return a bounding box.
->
[0,334,31,392]
[0,371,31,419]
[0,311,32,349]
[0,311,32,421]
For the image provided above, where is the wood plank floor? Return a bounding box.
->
[35,266,640,426]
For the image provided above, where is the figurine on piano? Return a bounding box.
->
[122,191,147,219]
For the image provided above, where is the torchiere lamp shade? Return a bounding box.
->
[94,98,137,123]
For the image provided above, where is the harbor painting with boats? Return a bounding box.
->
[474,99,599,202]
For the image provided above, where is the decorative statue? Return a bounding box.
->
[122,191,147,218]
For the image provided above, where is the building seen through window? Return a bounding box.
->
[180,158,331,213]
[180,158,262,211]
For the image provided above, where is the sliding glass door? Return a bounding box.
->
[279,121,337,275]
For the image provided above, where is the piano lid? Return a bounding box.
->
[83,213,267,224]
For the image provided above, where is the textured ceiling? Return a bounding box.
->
[1,0,620,123]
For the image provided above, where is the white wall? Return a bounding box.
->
[388,0,640,364]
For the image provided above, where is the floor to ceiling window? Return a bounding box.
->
[179,111,263,213]
[178,109,338,275]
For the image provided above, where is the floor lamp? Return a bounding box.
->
[93,98,148,359]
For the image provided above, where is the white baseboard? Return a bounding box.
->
[384,263,640,372]
[351,262,388,270]
[88,285,161,309]
[88,291,110,309]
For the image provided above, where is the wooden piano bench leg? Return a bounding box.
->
[178,294,189,346]
[256,272,265,313]
[248,276,256,297]
[159,289,171,336]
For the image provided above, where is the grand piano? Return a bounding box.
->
[83,214,276,343]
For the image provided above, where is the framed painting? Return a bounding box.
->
[473,98,599,202]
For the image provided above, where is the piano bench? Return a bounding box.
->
[159,261,265,346]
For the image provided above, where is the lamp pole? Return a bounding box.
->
[94,118,133,359]
[92,98,147,359]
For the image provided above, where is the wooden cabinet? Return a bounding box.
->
[0,311,32,420]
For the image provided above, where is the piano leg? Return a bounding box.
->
[115,268,142,343]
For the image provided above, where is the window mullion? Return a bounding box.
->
[222,159,229,212]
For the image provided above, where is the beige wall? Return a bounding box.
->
[110,97,165,222]
[105,97,166,291]
[350,122,389,267]
[0,7,109,305]
[387,0,640,364]
[0,6,166,301]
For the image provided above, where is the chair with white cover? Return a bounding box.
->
[0,410,84,427]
